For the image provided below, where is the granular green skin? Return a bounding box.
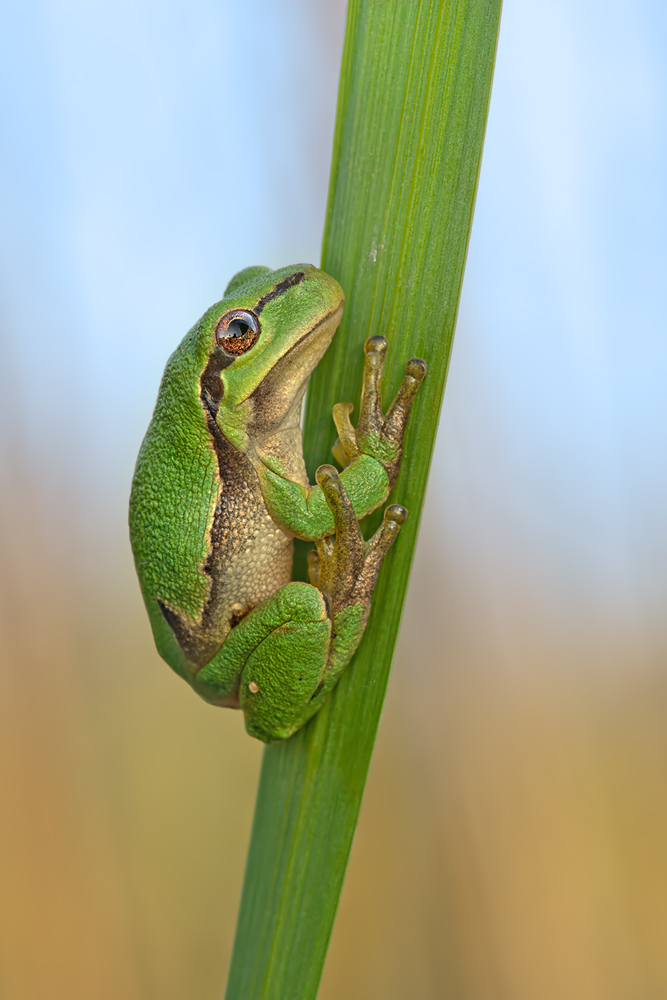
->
[131,321,219,622]
[129,263,424,741]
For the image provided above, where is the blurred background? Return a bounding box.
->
[1,0,666,997]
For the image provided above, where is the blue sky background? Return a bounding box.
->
[1,0,665,657]
[1,3,666,995]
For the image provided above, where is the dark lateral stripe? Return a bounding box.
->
[157,598,199,660]
[254,271,305,315]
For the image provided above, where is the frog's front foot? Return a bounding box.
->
[332,337,426,488]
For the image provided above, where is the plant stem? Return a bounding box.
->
[225,2,502,996]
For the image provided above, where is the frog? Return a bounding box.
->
[129,263,426,742]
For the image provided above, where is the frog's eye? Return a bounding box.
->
[216,310,260,356]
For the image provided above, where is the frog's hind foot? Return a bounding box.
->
[351,502,407,605]
[331,337,426,486]
[310,465,407,615]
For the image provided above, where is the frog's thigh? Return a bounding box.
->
[222,582,332,742]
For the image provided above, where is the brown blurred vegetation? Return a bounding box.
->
[1,450,666,999]
[323,490,667,999]
[2,0,665,995]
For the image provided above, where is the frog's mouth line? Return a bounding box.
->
[272,299,342,372]
[246,300,345,435]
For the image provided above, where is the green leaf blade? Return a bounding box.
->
[225,1,502,997]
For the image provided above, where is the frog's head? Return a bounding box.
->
[194,264,344,450]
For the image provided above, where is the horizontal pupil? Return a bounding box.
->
[216,312,258,356]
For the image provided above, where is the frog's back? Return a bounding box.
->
[130,341,219,619]
[129,336,293,675]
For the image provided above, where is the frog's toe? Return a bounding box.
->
[406,357,428,380]
[313,464,365,609]
[348,503,409,606]
[315,465,358,533]
[331,402,359,467]
[315,464,340,489]
[384,502,408,525]
[365,334,388,356]
[356,336,389,435]
[383,358,427,443]
[307,547,321,586]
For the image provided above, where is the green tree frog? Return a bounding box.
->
[129,264,426,742]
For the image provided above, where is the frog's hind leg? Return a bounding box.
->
[310,464,407,693]
[197,467,407,744]
[196,581,332,743]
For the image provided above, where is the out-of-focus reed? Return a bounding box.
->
[0,456,261,999]
[2,433,666,999]
[323,493,667,1000]
[1,0,665,995]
